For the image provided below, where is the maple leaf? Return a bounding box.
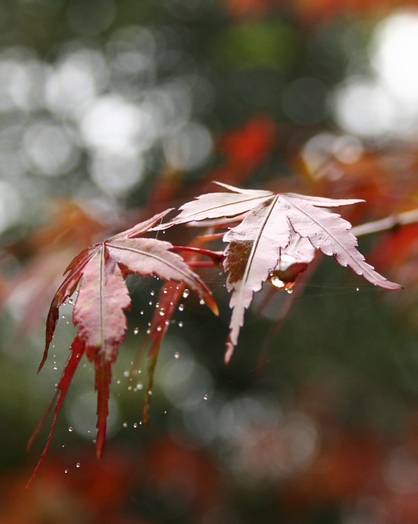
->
[28,210,218,484]
[166,184,401,362]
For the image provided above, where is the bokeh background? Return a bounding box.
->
[1,0,418,522]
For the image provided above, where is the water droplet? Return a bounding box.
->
[182,289,190,298]
[133,423,138,428]
[123,370,129,377]
[268,273,286,289]
[174,352,180,359]
[136,383,143,390]
[68,426,73,432]
[178,304,185,312]
[199,298,205,305]
[178,321,183,328]
[76,462,80,468]
[147,390,153,396]
[203,394,209,400]
[356,287,360,292]
[116,379,121,384]
[122,422,128,428]
[285,287,293,294]
[150,290,155,296]
[159,308,165,316]
[148,301,153,306]
[156,325,162,332]
[140,310,144,315]
[146,328,151,334]
[133,327,139,335]
[127,386,132,391]
[64,469,68,474]
[163,288,168,294]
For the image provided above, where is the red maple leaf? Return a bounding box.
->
[28,210,218,485]
[166,183,401,362]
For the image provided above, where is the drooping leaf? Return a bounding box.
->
[30,210,218,480]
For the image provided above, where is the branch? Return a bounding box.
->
[351,209,418,238]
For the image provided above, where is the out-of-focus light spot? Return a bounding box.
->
[45,49,109,116]
[333,11,418,139]
[332,134,363,164]
[383,446,418,493]
[218,394,281,440]
[282,77,328,124]
[218,395,318,483]
[0,181,22,233]
[90,150,145,195]
[66,391,120,439]
[0,58,43,112]
[66,0,116,36]
[22,121,79,176]
[109,25,157,58]
[80,95,155,154]
[301,132,363,179]
[163,121,213,170]
[162,355,214,409]
[0,124,25,177]
[182,399,219,445]
[144,82,191,134]
[371,11,418,103]
[332,80,395,138]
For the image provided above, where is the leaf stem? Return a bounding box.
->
[171,245,224,265]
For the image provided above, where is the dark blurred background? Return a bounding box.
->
[1,0,418,522]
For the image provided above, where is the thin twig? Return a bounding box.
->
[352,209,418,238]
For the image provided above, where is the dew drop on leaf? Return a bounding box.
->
[68,427,73,432]
[182,289,190,298]
[203,394,209,400]
[178,321,183,328]
[178,304,185,312]
[64,469,68,474]
[174,352,180,359]
[150,290,155,296]
[268,273,286,289]
[123,370,129,377]
[133,327,139,335]
[122,422,128,428]
[356,287,360,291]
[285,287,293,294]
[76,463,80,468]
[159,308,165,316]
